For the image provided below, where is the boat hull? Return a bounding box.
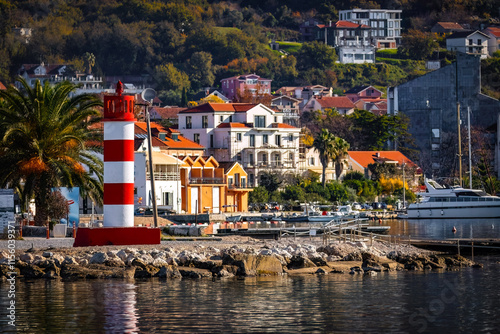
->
[407,202,500,219]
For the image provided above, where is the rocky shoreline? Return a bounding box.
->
[0,237,478,280]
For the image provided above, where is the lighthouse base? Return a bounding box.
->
[73,227,161,247]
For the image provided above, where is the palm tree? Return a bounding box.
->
[84,52,96,74]
[0,77,103,225]
[332,137,350,180]
[313,128,336,188]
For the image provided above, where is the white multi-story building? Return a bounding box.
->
[178,103,301,187]
[446,30,490,59]
[339,8,402,48]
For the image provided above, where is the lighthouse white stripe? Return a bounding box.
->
[104,122,135,140]
[104,161,135,183]
[104,205,135,227]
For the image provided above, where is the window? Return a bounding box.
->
[236,133,242,141]
[241,177,246,188]
[255,115,266,127]
[202,116,208,128]
[210,134,214,148]
[355,54,363,60]
[186,116,192,129]
[249,134,255,147]
[389,21,393,28]
[162,192,173,206]
[274,116,277,123]
[249,153,254,165]
[263,134,268,144]
[275,135,281,146]
[229,115,233,122]
[237,153,241,161]
[220,116,224,122]
[194,133,200,144]
[228,177,233,185]
[477,39,481,45]
[309,157,315,165]
[289,134,293,141]
[289,153,293,160]
[469,39,473,45]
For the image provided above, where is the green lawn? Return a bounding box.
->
[277,41,302,53]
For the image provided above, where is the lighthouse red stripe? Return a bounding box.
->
[104,183,135,204]
[104,140,135,161]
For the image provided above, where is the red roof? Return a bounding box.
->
[0,82,6,90]
[217,122,250,129]
[272,123,298,129]
[484,27,500,37]
[334,20,369,29]
[348,151,417,169]
[151,107,184,119]
[435,22,464,30]
[179,102,257,113]
[315,96,355,109]
[135,122,205,150]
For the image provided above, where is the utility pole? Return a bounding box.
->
[457,102,462,187]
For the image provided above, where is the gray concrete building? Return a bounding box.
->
[387,52,500,179]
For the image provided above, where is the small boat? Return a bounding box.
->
[407,179,500,219]
[334,205,360,218]
[225,214,242,223]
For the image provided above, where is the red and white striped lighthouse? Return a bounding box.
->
[102,81,135,227]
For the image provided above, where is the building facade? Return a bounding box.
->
[338,8,402,48]
[315,20,375,64]
[446,30,490,59]
[220,74,272,102]
[178,103,301,187]
[387,52,500,177]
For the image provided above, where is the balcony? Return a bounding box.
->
[190,177,225,185]
[146,172,180,181]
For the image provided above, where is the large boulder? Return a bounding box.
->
[222,253,283,276]
[287,255,317,270]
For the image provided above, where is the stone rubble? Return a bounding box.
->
[1,237,476,280]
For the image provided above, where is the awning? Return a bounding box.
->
[147,152,183,165]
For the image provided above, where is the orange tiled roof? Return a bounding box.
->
[436,22,464,30]
[315,96,355,109]
[272,123,298,129]
[217,122,251,129]
[135,122,205,150]
[348,151,417,169]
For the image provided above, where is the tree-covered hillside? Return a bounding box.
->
[0,0,498,105]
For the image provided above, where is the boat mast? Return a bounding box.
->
[456,57,462,187]
[402,159,406,209]
[468,106,472,189]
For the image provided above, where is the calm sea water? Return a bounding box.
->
[1,257,499,333]
[2,218,499,333]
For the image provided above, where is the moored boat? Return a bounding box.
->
[407,179,500,219]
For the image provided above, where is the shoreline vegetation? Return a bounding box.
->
[0,237,478,281]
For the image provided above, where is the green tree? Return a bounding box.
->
[249,185,269,204]
[155,62,191,92]
[187,51,215,90]
[313,128,336,188]
[259,171,282,193]
[398,29,438,60]
[295,41,337,71]
[0,77,103,225]
[332,136,350,180]
[83,52,95,74]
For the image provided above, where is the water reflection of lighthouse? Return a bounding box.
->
[103,282,139,333]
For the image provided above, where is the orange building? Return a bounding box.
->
[180,156,251,214]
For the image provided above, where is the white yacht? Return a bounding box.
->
[407,179,500,219]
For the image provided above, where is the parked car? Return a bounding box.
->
[361,203,373,210]
[371,202,382,209]
[352,202,362,210]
